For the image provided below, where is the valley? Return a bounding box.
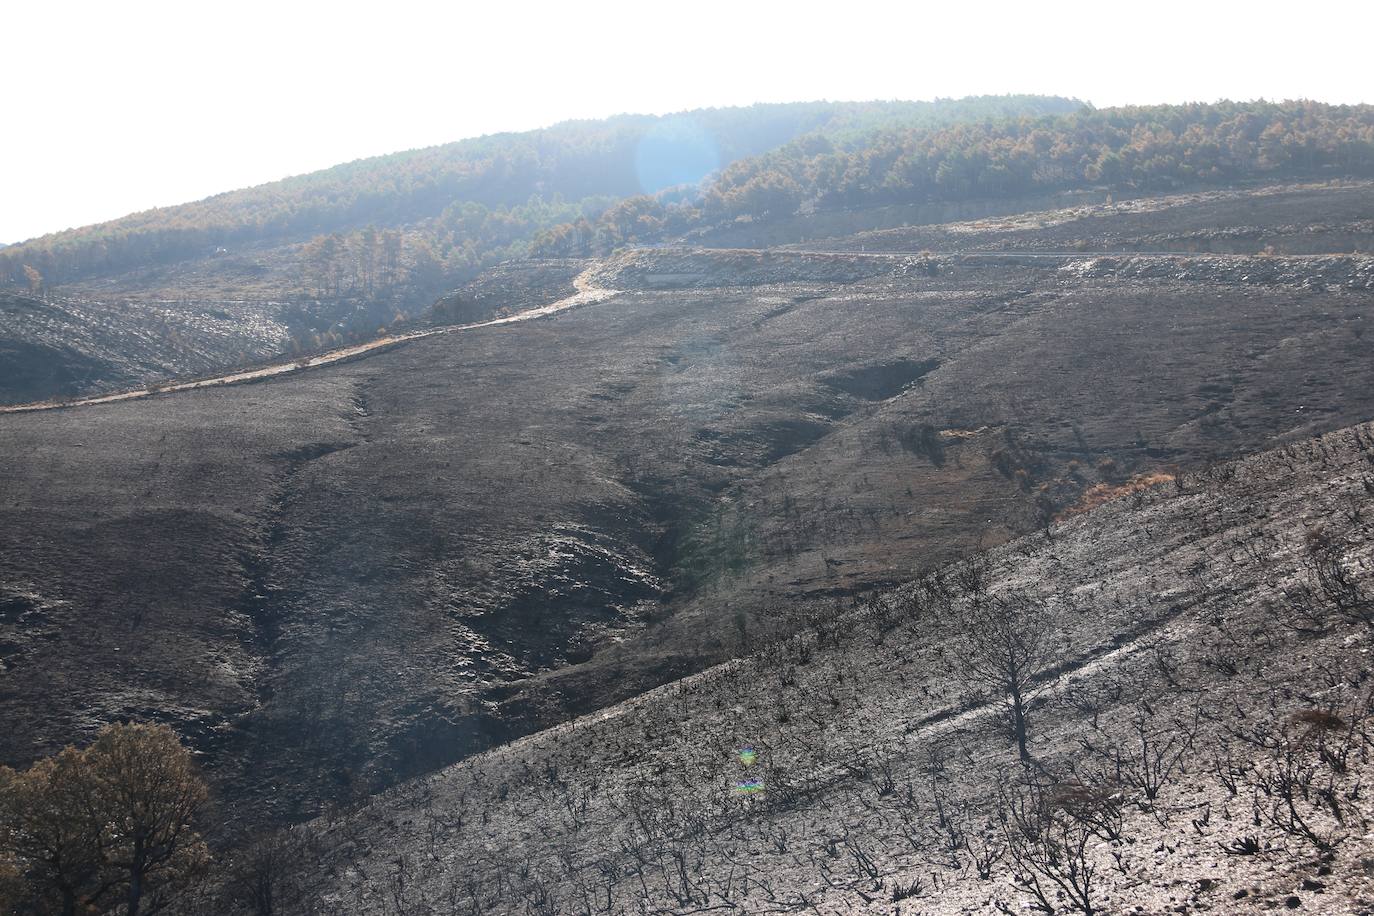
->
[1,91,1373,915]
[2,184,1371,844]
[269,414,1374,915]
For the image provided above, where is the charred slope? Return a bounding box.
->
[256,419,1374,915]
[0,258,590,408]
[778,180,1374,257]
[2,206,1373,833]
[0,291,286,405]
[0,288,421,407]
[0,99,1085,406]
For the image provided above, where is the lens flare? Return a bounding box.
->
[634,117,720,195]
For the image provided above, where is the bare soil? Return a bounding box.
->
[2,183,1372,849]
[200,419,1374,915]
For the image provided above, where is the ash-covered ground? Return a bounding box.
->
[2,183,1372,851]
[187,418,1374,915]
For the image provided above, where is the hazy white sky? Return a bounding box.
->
[3,0,1370,243]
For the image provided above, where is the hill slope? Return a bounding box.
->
[201,416,1374,914]
[2,183,1372,836]
[535,100,1374,255]
[1,96,1077,289]
[0,97,1080,406]
[5,100,1370,409]
[0,290,314,405]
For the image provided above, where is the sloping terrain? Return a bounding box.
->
[0,97,1079,406]
[190,417,1374,915]
[0,289,361,405]
[781,181,1374,257]
[5,96,1072,287]
[2,186,1373,840]
[0,262,601,408]
[7,99,1371,411]
[540,101,1374,258]
[15,176,1372,409]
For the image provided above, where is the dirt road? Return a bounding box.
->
[1,269,617,414]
